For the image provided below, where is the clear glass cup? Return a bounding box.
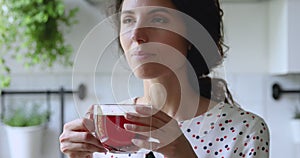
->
[92,104,150,154]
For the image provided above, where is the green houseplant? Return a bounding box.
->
[0,0,79,89]
[293,105,300,119]
[291,105,300,144]
[3,103,50,127]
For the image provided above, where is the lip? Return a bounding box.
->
[131,51,156,61]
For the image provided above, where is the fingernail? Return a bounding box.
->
[136,106,151,114]
[125,113,133,119]
[131,139,142,146]
[124,123,135,130]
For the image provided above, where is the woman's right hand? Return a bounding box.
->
[59,118,107,158]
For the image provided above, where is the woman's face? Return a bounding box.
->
[119,0,189,79]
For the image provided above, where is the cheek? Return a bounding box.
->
[169,35,188,56]
[155,30,188,56]
[166,36,189,69]
[119,35,132,66]
[119,35,129,51]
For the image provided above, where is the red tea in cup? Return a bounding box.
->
[93,104,146,153]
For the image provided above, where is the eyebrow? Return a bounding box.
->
[148,8,171,15]
[121,10,134,15]
[121,8,171,15]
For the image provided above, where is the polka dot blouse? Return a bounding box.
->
[93,102,270,158]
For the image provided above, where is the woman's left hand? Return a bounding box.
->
[124,106,197,158]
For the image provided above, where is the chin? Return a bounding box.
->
[132,64,172,80]
[133,69,161,79]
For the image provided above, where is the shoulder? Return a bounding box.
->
[218,103,270,157]
[181,102,269,136]
[181,102,270,157]
[221,103,269,134]
[215,103,269,141]
[185,102,270,137]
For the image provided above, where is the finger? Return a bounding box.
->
[61,141,107,153]
[63,118,95,132]
[124,124,174,142]
[124,123,158,133]
[135,106,172,123]
[60,131,103,148]
[125,113,173,130]
[119,144,140,152]
[131,139,161,151]
[135,133,150,140]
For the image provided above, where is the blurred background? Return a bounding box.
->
[0,0,300,157]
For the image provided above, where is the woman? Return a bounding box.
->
[59,0,270,158]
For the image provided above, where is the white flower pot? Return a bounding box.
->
[4,124,45,158]
[290,119,300,144]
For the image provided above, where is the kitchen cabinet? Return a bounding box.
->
[269,0,300,74]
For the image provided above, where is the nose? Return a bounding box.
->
[130,27,148,44]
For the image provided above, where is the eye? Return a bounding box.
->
[151,16,169,24]
[122,17,135,24]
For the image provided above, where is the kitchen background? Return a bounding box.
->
[1,0,300,158]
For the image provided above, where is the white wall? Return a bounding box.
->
[222,1,270,113]
[223,1,300,158]
[222,2,269,74]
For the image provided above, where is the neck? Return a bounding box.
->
[137,68,212,121]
